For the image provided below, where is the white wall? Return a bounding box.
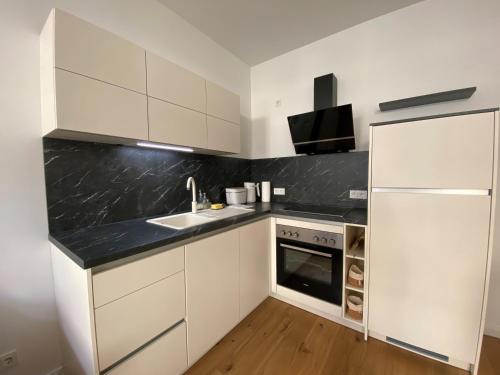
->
[0,1,250,374]
[250,0,500,337]
[250,0,500,158]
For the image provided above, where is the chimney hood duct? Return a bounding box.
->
[314,73,337,110]
[287,73,355,155]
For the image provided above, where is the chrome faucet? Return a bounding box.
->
[186,177,197,213]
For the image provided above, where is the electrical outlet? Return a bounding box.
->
[349,190,368,199]
[273,187,285,196]
[0,350,18,370]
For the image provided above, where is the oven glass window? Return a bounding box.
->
[284,248,332,285]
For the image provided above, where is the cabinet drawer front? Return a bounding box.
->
[207,116,241,153]
[55,69,148,140]
[206,81,240,124]
[369,192,490,363]
[93,246,184,308]
[371,112,494,189]
[146,52,206,112]
[106,322,187,375]
[95,271,186,370]
[53,9,146,93]
[148,98,207,149]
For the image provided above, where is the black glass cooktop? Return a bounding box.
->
[277,203,351,218]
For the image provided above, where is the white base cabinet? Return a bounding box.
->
[185,229,240,365]
[51,219,271,374]
[239,219,270,319]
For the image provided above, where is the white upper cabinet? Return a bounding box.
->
[207,116,241,153]
[371,112,495,189]
[148,98,207,149]
[50,9,146,93]
[146,52,206,113]
[40,9,241,154]
[53,69,148,141]
[40,9,148,142]
[206,81,240,124]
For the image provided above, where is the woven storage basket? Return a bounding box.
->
[348,264,364,288]
[346,295,363,321]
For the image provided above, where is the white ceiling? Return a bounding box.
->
[157,0,424,66]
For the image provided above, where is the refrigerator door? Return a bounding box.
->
[371,112,494,189]
[369,191,491,363]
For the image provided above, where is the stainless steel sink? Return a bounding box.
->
[147,206,254,230]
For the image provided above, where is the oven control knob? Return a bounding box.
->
[321,237,328,244]
[329,238,336,245]
[292,232,299,238]
[281,230,286,236]
[287,231,293,237]
[313,236,320,242]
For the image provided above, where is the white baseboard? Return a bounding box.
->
[484,325,500,339]
[46,366,64,375]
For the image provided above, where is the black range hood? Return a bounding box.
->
[287,74,355,155]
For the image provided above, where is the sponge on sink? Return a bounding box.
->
[211,203,224,210]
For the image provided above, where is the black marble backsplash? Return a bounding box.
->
[43,138,250,234]
[250,152,369,208]
[43,138,368,234]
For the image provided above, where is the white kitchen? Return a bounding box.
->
[1,1,500,375]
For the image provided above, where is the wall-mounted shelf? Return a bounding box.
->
[379,87,476,112]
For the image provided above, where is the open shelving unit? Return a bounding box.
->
[342,224,369,339]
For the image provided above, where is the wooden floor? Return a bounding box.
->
[185,297,500,375]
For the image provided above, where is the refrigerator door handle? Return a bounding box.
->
[371,188,491,196]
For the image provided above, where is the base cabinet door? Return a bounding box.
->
[369,192,491,363]
[185,230,239,365]
[239,219,270,319]
[106,322,187,375]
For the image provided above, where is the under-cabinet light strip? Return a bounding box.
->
[136,142,194,153]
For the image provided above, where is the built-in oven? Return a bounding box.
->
[276,224,343,305]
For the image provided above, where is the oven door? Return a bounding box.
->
[276,238,343,305]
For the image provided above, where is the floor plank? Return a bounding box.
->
[185,297,500,375]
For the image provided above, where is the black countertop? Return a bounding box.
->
[49,203,367,269]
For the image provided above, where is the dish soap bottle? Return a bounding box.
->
[202,193,211,209]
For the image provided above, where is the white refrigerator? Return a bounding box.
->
[368,110,498,372]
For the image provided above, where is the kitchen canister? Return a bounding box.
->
[225,187,247,205]
[244,182,260,203]
[261,181,271,203]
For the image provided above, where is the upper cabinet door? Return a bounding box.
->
[206,81,240,124]
[50,9,146,93]
[371,112,495,189]
[146,52,206,113]
[207,116,240,154]
[55,69,148,140]
[148,98,207,149]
